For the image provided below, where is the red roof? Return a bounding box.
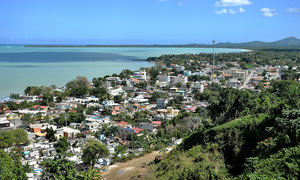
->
[132,127,144,134]
[40,106,47,109]
[118,121,128,126]
[114,106,120,111]
[152,121,162,126]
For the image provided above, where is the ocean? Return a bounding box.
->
[0,46,246,98]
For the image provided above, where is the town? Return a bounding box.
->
[0,51,299,179]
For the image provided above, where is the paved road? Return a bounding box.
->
[240,70,254,89]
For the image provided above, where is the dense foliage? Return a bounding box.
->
[151,79,300,179]
[0,129,29,148]
[0,150,31,179]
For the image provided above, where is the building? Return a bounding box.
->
[170,75,188,85]
[157,98,168,109]
[134,70,147,81]
[0,119,10,128]
[139,122,154,132]
[55,127,81,139]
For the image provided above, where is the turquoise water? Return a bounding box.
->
[0,46,247,97]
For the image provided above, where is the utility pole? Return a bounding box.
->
[212,40,215,83]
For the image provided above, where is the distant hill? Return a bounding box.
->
[23,36,300,48]
[214,36,300,48]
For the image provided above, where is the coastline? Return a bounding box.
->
[0,47,247,98]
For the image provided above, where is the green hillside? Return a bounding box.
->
[150,80,300,179]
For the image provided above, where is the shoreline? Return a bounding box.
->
[0,47,248,98]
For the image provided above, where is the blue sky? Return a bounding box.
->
[0,0,299,44]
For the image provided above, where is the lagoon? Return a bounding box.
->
[0,46,246,97]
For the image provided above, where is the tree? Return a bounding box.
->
[41,93,54,106]
[134,81,147,89]
[115,145,127,155]
[21,113,35,126]
[78,166,101,180]
[0,150,30,180]
[150,91,168,103]
[82,139,109,167]
[9,93,20,99]
[66,76,90,97]
[41,156,77,180]
[113,95,124,103]
[90,87,109,102]
[46,127,57,142]
[54,137,70,156]
[0,129,29,148]
[149,67,159,81]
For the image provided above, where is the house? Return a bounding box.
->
[139,122,154,132]
[129,78,140,85]
[131,95,149,103]
[29,124,42,133]
[86,103,101,108]
[156,107,180,119]
[107,86,124,96]
[118,125,132,140]
[55,127,81,139]
[132,127,144,135]
[152,121,161,127]
[118,121,128,126]
[192,82,204,93]
[134,70,147,81]
[0,115,6,121]
[183,70,192,77]
[157,98,168,109]
[0,119,10,128]
[84,122,99,132]
[22,95,39,102]
[167,107,180,117]
[226,78,242,89]
[83,96,99,102]
[106,76,120,81]
[170,75,188,85]
[102,100,118,108]
[55,103,71,110]
[32,105,48,112]
[157,74,170,83]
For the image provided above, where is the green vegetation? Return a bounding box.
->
[150,79,300,179]
[81,139,109,167]
[0,150,31,179]
[41,156,78,180]
[151,145,229,179]
[66,76,90,97]
[241,146,300,179]
[148,48,300,70]
[0,129,29,148]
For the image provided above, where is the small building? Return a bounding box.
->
[134,70,147,81]
[157,98,168,109]
[139,122,154,132]
[0,119,10,128]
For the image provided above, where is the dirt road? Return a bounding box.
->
[101,151,159,180]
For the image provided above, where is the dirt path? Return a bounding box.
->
[102,151,159,180]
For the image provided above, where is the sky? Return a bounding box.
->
[0,0,300,44]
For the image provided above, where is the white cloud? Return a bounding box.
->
[216,0,252,7]
[287,8,300,13]
[215,7,246,15]
[215,8,228,14]
[261,8,277,17]
[239,7,246,13]
[178,1,184,6]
